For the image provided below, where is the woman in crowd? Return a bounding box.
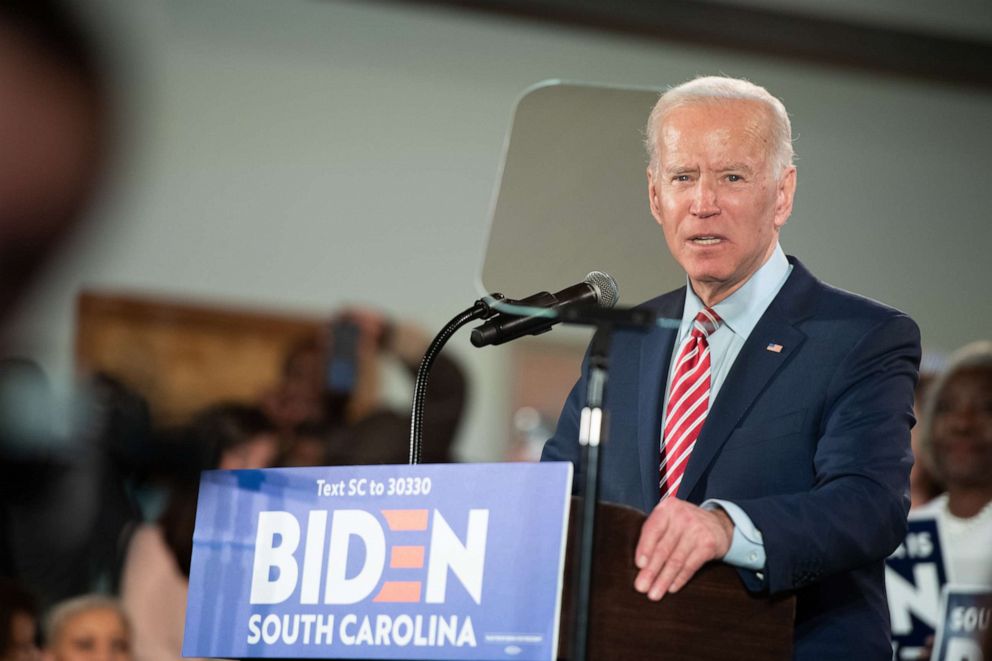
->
[915,340,992,585]
[41,595,130,661]
[119,403,277,661]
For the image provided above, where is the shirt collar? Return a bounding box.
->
[681,243,791,338]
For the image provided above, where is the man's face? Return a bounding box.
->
[646,100,796,306]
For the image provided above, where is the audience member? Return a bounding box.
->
[0,579,40,661]
[41,596,129,661]
[914,340,992,586]
[280,420,333,467]
[263,309,466,465]
[118,403,276,661]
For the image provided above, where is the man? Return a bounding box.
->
[542,76,920,659]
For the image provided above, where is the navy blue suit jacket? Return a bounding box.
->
[542,257,920,659]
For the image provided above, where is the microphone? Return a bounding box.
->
[470,271,619,347]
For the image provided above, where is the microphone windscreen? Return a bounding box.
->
[585,271,619,309]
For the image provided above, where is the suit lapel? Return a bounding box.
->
[676,321,805,500]
[636,289,685,511]
[676,258,818,501]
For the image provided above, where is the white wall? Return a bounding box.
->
[5,0,991,458]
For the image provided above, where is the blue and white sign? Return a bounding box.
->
[183,462,572,660]
[886,516,951,660]
[932,586,992,661]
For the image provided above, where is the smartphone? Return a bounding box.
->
[325,320,360,395]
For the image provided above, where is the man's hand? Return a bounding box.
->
[633,498,735,601]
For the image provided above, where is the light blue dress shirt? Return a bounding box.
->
[661,243,793,576]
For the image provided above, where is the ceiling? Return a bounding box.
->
[386,0,992,88]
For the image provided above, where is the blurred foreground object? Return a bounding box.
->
[0,0,109,322]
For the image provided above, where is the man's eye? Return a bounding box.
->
[673,175,691,182]
[727,174,743,182]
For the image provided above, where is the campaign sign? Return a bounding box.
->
[885,516,950,660]
[182,462,573,660]
[932,586,992,661]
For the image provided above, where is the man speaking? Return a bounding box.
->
[542,76,920,659]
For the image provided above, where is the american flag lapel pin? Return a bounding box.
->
[766,342,783,353]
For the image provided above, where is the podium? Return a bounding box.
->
[559,499,795,660]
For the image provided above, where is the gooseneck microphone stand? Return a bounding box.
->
[408,295,503,465]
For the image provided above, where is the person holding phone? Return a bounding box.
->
[265,309,467,466]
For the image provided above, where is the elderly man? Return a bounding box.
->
[542,76,920,659]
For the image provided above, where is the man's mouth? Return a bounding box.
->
[690,235,723,246]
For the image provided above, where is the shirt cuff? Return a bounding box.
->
[702,499,766,575]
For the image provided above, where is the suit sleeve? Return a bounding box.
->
[732,313,920,594]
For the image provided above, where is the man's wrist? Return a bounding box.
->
[709,506,735,555]
[702,499,767,572]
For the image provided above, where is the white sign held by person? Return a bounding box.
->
[886,516,950,660]
[932,586,992,661]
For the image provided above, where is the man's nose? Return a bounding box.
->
[689,177,720,217]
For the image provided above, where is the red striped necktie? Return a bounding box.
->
[659,307,722,499]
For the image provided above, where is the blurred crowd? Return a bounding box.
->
[0,311,468,661]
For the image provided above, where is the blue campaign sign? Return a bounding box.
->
[885,516,950,660]
[932,586,992,661]
[182,462,573,661]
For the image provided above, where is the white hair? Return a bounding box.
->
[918,340,992,480]
[43,595,130,647]
[645,75,795,175]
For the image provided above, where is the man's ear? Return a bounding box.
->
[647,167,664,226]
[773,166,797,230]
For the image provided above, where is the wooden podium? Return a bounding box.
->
[559,499,795,660]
